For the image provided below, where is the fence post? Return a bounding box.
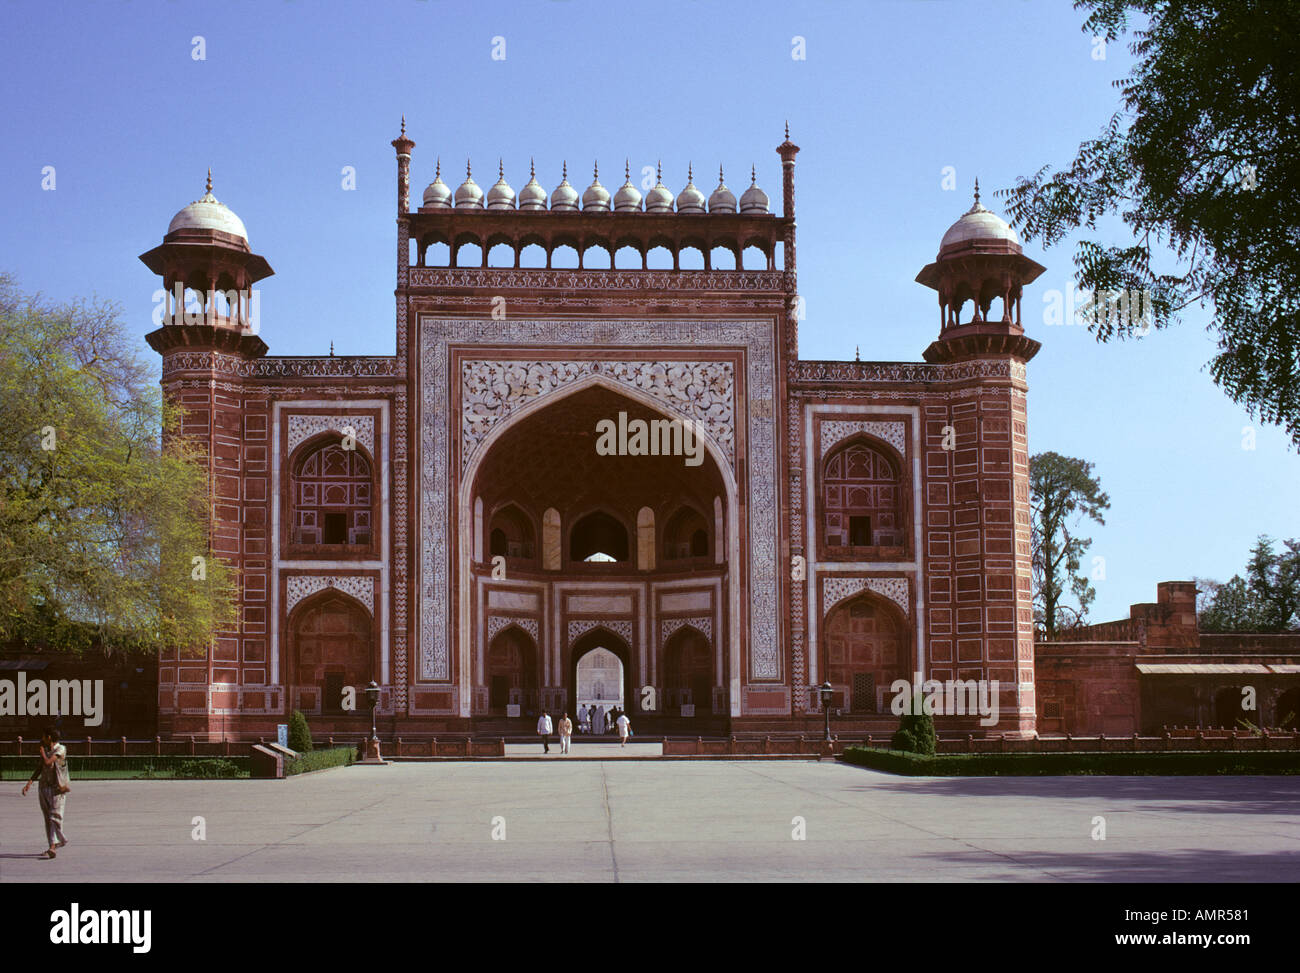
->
[1260,729,1270,751]
[967,734,974,753]
[189,735,196,756]
[396,736,403,758]
[16,736,22,757]
[764,735,772,754]
[728,735,737,755]
[154,735,161,756]
[1195,730,1205,749]
[1163,730,1172,752]
[696,736,703,755]
[1131,732,1139,752]
[86,736,92,756]
[1065,733,1072,752]
[498,737,506,756]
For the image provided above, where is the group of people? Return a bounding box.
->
[536,706,632,753]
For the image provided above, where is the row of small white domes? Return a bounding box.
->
[423,160,770,214]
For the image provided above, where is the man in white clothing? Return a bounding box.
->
[537,711,553,754]
[616,712,631,747]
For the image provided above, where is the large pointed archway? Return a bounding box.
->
[460,380,736,720]
[569,627,635,731]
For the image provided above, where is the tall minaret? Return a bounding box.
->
[141,173,274,739]
[915,183,1045,738]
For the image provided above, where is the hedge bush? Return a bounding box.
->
[284,746,355,777]
[1,755,251,779]
[890,712,937,755]
[288,710,313,753]
[841,747,1300,776]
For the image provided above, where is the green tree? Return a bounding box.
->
[1197,536,1300,632]
[0,273,235,655]
[1031,452,1111,639]
[1000,1,1300,446]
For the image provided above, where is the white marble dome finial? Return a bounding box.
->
[551,160,579,211]
[614,157,643,213]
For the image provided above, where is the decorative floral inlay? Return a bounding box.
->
[821,576,909,617]
[818,420,906,459]
[285,575,375,615]
[660,616,713,644]
[461,359,734,471]
[287,414,376,456]
[567,618,635,647]
[487,615,539,643]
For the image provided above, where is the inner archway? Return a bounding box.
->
[486,627,539,715]
[288,592,373,716]
[822,593,910,714]
[663,626,712,714]
[570,628,634,733]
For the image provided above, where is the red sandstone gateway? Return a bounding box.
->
[142,122,1046,742]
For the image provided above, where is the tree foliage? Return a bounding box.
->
[287,710,313,753]
[1197,536,1300,633]
[1000,1,1300,446]
[0,273,235,655]
[1030,452,1111,639]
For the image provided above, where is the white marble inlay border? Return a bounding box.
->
[285,575,375,616]
[821,576,910,617]
[287,414,376,456]
[567,618,635,647]
[660,615,713,644]
[819,420,906,459]
[487,615,539,643]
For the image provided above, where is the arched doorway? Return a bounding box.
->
[822,594,909,714]
[486,627,539,715]
[1214,686,1246,729]
[664,626,712,714]
[289,592,373,716]
[570,628,634,733]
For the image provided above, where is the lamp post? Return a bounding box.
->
[815,681,833,743]
[364,680,381,761]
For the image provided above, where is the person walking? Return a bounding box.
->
[558,713,573,754]
[616,711,631,747]
[536,710,553,754]
[21,728,70,859]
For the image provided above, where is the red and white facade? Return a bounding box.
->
[144,127,1045,739]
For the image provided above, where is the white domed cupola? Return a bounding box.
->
[644,161,675,213]
[422,158,452,208]
[708,165,737,214]
[676,164,706,214]
[551,161,579,211]
[167,169,250,242]
[454,160,484,209]
[486,160,516,210]
[739,165,769,214]
[938,178,1021,254]
[613,160,642,213]
[518,159,548,211]
[582,162,611,212]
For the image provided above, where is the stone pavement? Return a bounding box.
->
[2,757,1297,882]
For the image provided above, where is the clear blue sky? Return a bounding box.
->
[2,0,1295,623]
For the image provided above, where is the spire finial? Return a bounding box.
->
[329,341,335,357]
[855,345,860,362]
[529,157,535,179]
[785,120,790,139]
[751,164,756,184]
[974,176,980,205]
[688,161,693,182]
[205,167,212,194]
[625,158,630,180]
[562,160,568,181]
[435,156,441,178]
[400,115,406,137]
[656,159,662,182]
[498,158,504,179]
[593,160,599,180]
[466,158,472,178]
[718,164,724,184]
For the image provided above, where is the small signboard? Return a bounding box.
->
[277,724,288,749]
[506,704,520,718]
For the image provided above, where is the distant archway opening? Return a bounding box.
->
[571,510,629,563]
[571,629,633,732]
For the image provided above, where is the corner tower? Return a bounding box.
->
[915,183,1044,737]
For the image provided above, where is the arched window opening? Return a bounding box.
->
[454,241,484,267]
[645,245,673,270]
[519,243,547,268]
[571,510,629,563]
[425,241,450,267]
[551,244,579,269]
[664,627,712,713]
[664,505,709,560]
[823,595,908,714]
[488,504,535,560]
[822,440,903,552]
[291,440,373,548]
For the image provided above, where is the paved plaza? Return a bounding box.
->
[2,755,1298,882]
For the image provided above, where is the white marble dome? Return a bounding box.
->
[167,171,248,240]
[738,166,769,214]
[518,160,548,210]
[551,163,579,211]
[644,163,674,213]
[582,163,611,211]
[454,162,484,209]
[940,186,1020,250]
[676,165,706,214]
[613,161,642,213]
[708,166,737,214]
[422,159,452,208]
[486,161,516,210]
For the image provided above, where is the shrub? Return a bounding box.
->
[891,712,937,755]
[285,746,355,777]
[288,710,313,753]
[174,758,243,779]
